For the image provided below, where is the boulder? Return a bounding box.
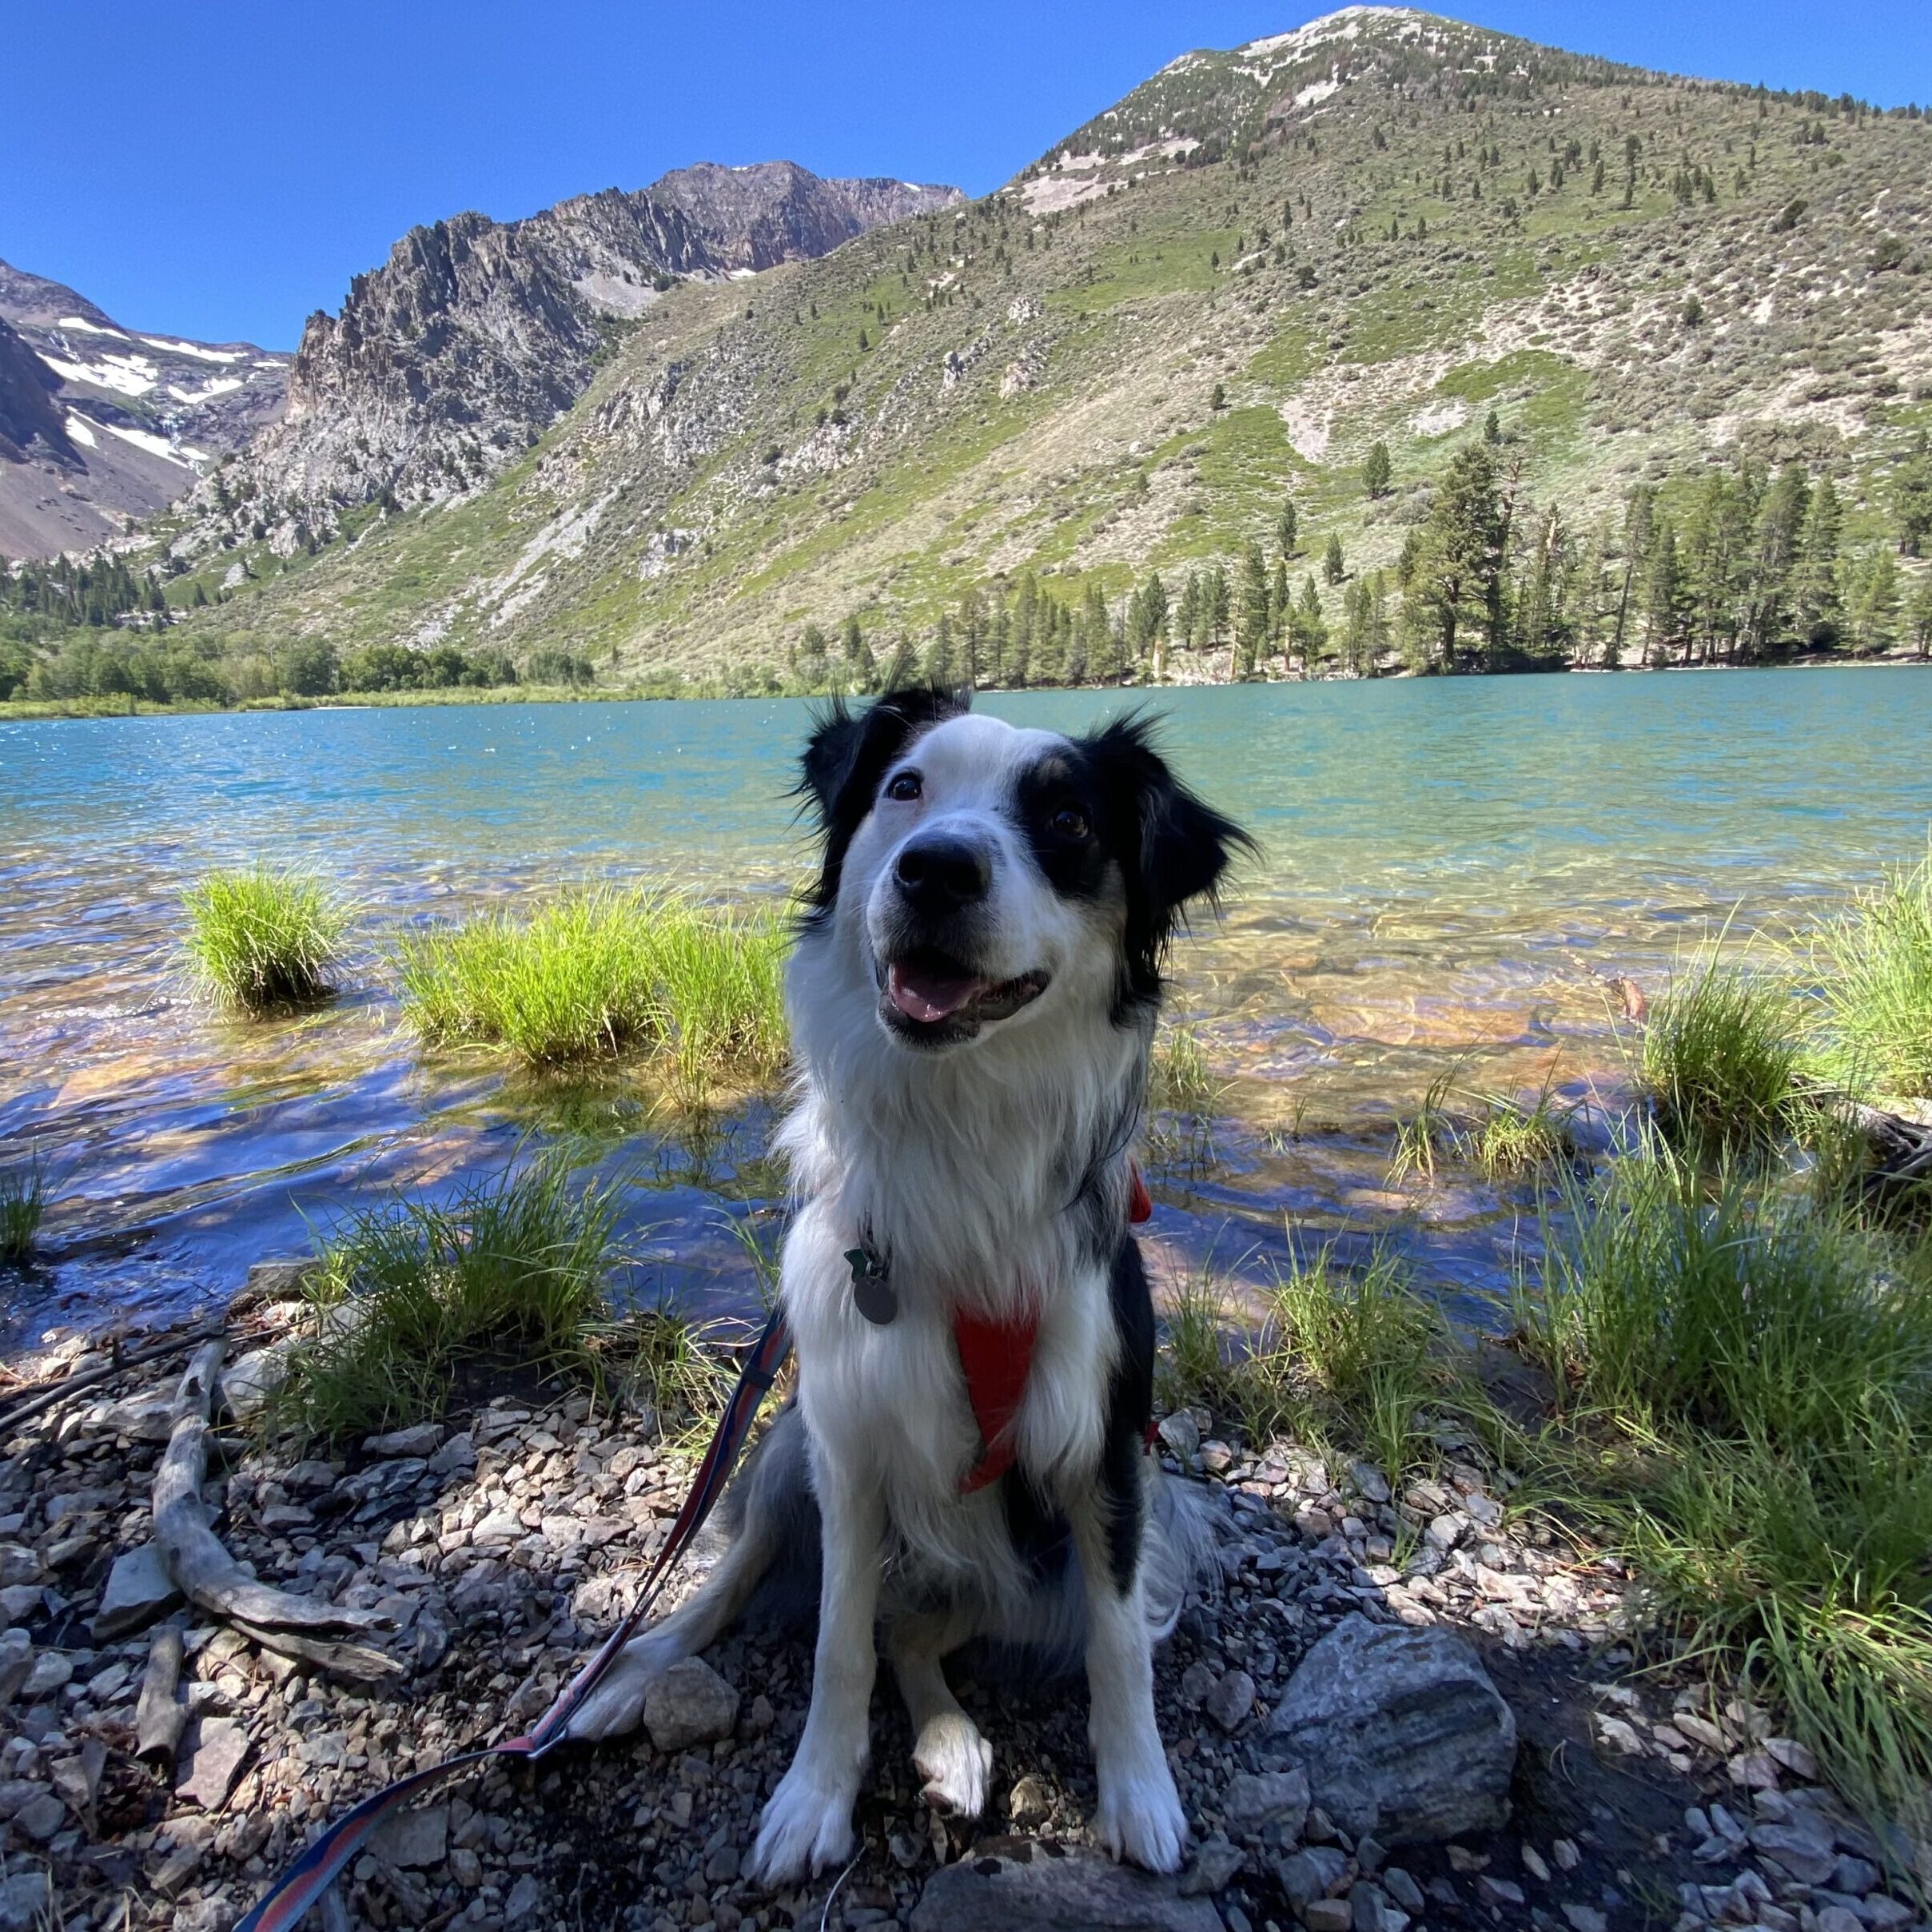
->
[0,1871,50,1932]
[92,1544,184,1640]
[219,1343,290,1420]
[1261,1615,1516,1843]
[642,1657,739,1752]
[176,1717,250,1811]
[912,1846,1221,1931]
[1223,1767,1310,1838]
[373,1802,448,1869]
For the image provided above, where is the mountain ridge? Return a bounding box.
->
[25,7,1932,685]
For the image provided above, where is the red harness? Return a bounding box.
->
[953,1161,1154,1495]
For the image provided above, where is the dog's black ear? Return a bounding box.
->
[796,685,969,918]
[1085,714,1254,1005]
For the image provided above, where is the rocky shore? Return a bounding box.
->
[1,1280,1926,1932]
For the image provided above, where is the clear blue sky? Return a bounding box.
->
[6,1,1927,350]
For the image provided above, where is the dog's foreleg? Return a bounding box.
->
[747,1460,883,1883]
[887,1607,991,1818]
[566,1514,777,1742]
[1070,1492,1189,1872]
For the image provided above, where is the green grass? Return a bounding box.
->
[394,886,788,1093]
[181,865,348,1010]
[1811,848,1932,1099]
[1151,1022,1220,1114]
[1507,1157,1932,1883]
[1641,960,1807,1157]
[0,1154,45,1265]
[277,1148,620,1443]
[1158,1241,1447,1481]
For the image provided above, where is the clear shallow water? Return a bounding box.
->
[4,667,1931,1345]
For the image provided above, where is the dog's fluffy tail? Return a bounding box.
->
[1141,1464,1217,1642]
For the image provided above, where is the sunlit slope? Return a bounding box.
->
[156,7,1932,685]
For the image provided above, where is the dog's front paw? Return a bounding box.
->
[564,1628,681,1742]
[913,1712,992,1818]
[1093,1759,1188,1872]
[747,1763,857,1884]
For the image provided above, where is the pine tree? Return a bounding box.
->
[1792,476,1843,647]
[1906,569,1932,659]
[1741,461,1809,656]
[1363,441,1392,500]
[1322,533,1345,585]
[1639,519,1683,666]
[1401,444,1506,672]
[1237,542,1271,678]
[1894,432,1932,558]
[1277,499,1299,559]
[1290,576,1327,673]
[1843,549,1901,655]
[841,614,875,691]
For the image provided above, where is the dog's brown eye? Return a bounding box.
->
[886,771,922,803]
[1052,807,1090,839]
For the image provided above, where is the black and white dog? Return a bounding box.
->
[571,687,1249,1882]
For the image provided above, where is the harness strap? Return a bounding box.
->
[234,1307,793,1932]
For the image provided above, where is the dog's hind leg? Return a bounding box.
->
[886,1608,991,1818]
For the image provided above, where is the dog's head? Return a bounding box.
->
[796,687,1252,1052]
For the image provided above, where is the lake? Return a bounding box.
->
[5,667,1931,1346]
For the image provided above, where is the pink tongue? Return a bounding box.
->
[888,961,986,1023]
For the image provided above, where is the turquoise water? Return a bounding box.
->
[4,667,1930,1342]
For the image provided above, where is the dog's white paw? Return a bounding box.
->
[747,1763,858,1884]
[1093,1759,1189,1873]
[913,1712,992,1818]
[564,1628,682,1742]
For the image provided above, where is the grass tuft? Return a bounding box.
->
[1157,1242,1446,1480]
[182,865,347,1010]
[1510,1157,1932,1881]
[394,886,787,1092]
[0,1154,45,1265]
[1811,849,1932,1100]
[1151,1022,1221,1115]
[277,1148,620,1444]
[1641,962,1805,1157]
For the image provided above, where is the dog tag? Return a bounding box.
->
[846,1245,898,1325]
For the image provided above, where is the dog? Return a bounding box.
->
[569,687,1250,1883]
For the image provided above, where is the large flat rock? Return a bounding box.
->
[911,1846,1221,1932]
[1261,1613,1516,1843]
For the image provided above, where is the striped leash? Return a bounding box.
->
[234,1307,794,1932]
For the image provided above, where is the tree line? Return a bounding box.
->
[784,432,1932,694]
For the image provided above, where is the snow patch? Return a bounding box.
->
[63,412,98,448]
[1293,77,1342,110]
[95,418,191,464]
[57,315,129,339]
[1410,399,1470,438]
[168,376,245,404]
[38,352,158,397]
[1241,6,1418,62]
[138,337,246,364]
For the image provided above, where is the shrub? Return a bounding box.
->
[182,866,347,1010]
[394,886,787,1091]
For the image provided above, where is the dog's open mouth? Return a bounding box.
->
[878,947,1049,1036]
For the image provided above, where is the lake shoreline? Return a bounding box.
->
[4,648,1927,723]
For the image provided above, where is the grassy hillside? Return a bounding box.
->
[125,6,1932,691]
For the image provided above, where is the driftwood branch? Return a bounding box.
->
[232,1617,404,1688]
[0,1321,224,1434]
[152,1339,387,1644]
[135,1625,188,1763]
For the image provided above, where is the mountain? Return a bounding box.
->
[140,9,1932,679]
[0,259,289,556]
[199,164,959,528]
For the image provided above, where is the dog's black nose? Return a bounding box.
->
[894,835,990,910]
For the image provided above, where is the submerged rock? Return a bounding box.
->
[1261,1614,1516,1843]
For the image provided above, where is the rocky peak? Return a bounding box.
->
[186,161,962,542]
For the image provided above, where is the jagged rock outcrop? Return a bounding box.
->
[182,162,960,540]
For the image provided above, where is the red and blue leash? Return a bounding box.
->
[234,1307,795,1932]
